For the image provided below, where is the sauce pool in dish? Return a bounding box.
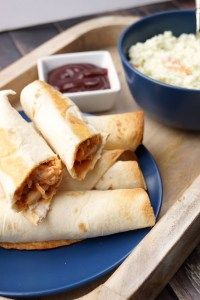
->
[47,63,110,93]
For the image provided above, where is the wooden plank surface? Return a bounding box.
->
[77,175,200,299]
[172,0,195,9]
[0,1,198,300]
[10,24,59,55]
[170,244,200,300]
[137,0,177,14]
[0,33,21,70]
[157,286,178,300]
[0,0,192,70]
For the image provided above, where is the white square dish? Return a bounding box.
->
[37,51,121,112]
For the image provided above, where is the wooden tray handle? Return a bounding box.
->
[78,175,200,300]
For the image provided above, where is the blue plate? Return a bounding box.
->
[0,111,163,298]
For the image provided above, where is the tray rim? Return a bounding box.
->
[0,15,139,92]
[0,14,199,299]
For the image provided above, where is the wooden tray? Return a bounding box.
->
[0,16,200,300]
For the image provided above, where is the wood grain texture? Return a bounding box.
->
[137,1,178,14]
[55,5,144,32]
[10,24,59,55]
[78,175,200,299]
[170,245,200,300]
[0,15,138,107]
[157,285,178,300]
[0,32,21,70]
[55,16,92,32]
[172,0,194,9]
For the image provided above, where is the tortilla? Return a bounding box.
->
[95,161,146,190]
[59,149,125,191]
[0,240,78,250]
[20,80,105,180]
[60,150,145,191]
[0,189,155,249]
[86,111,144,150]
[0,90,63,224]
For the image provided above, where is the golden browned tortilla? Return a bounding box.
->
[86,111,144,150]
[0,90,63,225]
[0,240,79,250]
[0,189,155,250]
[20,80,105,181]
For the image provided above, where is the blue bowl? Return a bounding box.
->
[118,10,200,130]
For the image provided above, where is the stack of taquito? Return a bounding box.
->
[0,81,155,250]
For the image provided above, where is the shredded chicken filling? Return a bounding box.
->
[74,135,101,174]
[14,159,62,212]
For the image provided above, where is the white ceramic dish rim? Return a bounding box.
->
[37,50,121,97]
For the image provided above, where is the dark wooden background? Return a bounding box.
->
[0,1,199,299]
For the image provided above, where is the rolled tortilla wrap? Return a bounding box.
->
[0,240,78,250]
[20,80,104,180]
[86,111,144,150]
[0,189,155,249]
[60,150,146,191]
[95,161,146,190]
[0,90,63,224]
[60,149,125,191]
